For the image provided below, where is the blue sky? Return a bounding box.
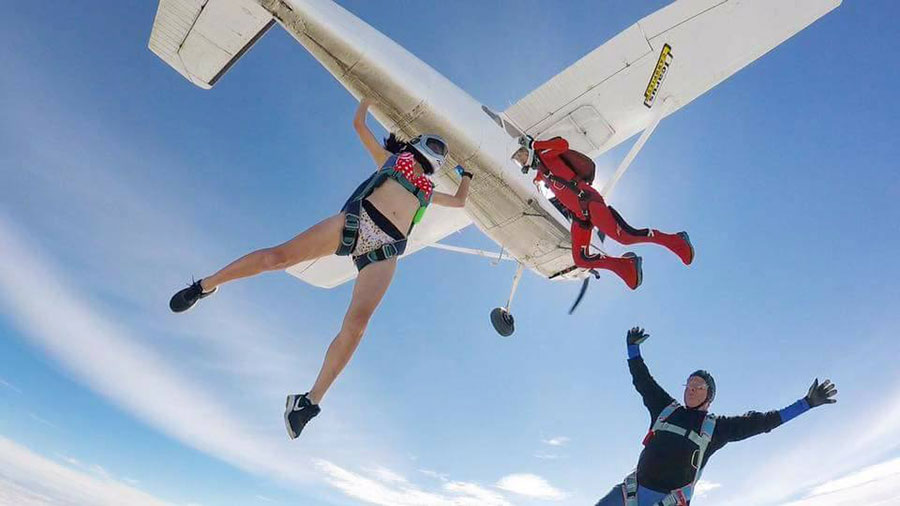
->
[1,1,899,505]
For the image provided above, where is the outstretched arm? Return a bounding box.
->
[353,98,390,168]
[709,378,838,453]
[625,327,675,420]
[432,167,473,208]
[779,378,838,423]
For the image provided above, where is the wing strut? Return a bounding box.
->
[600,97,673,198]
[427,242,517,262]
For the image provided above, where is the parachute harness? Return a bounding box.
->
[623,401,717,506]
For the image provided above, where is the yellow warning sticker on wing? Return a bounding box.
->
[643,44,673,108]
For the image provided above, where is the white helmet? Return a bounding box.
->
[409,134,448,173]
[512,135,536,173]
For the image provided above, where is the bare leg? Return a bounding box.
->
[200,213,345,291]
[307,258,397,404]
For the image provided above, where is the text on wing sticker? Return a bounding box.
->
[644,44,673,108]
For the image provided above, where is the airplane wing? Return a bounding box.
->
[503,0,842,157]
[149,0,275,89]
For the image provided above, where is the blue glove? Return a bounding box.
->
[455,166,473,179]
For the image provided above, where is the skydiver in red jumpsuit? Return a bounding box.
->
[512,136,694,290]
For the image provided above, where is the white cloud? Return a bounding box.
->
[368,465,409,484]
[443,481,510,506]
[0,378,22,394]
[90,464,114,482]
[315,460,511,506]
[0,216,315,487]
[782,457,900,506]
[693,479,721,498]
[26,412,58,430]
[712,379,900,506]
[495,473,566,501]
[542,436,570,447]
[419,469,449,482]
[60,456,82,468]
[534,452,561,460]
[0,436,171,506]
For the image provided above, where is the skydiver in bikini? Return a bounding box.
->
[169,98,473,439]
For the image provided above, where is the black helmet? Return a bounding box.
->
[688,369,716,406]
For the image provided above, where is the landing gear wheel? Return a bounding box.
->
[490,307,515,337]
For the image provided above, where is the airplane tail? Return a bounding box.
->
[148,0,275,89]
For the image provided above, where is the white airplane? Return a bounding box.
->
[149,0,841,336]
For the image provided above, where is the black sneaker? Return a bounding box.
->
[285,393,320,440]
[169,279,217,313]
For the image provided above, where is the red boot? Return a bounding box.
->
[647,230,694,265]
[571,221,643,289]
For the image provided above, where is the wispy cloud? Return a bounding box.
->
[0,436,171,506]
[419,469,449,482]
[59,455,82,468]
[0,216,316,487]
[90,464,114,482]
[541,436,570,447]
[26,412,58,430]
[367,466,409,484]
[783,457,900,506]
[0,378,21,394]
[693,479,721,498]
[713,378,900,505]
[316,460,511,506]
[495,473,567,501]
[0,199,531,506]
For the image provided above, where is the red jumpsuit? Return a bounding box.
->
[533,138,693,289]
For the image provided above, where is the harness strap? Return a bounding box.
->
[336,199,363,256]
[543,171,580,195]
[687,431,706,447]
[543,170,595,209]
[633,402,717,506]
[653,487,689,506]
[337,154,431,264]
[352,238,407,271]
[389,172,430,209]
[700,415,716,438]
[656,421,688,438]
[622,471,639,506]
[650,403,680,432]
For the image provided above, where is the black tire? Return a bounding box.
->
[490,307,515,337]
